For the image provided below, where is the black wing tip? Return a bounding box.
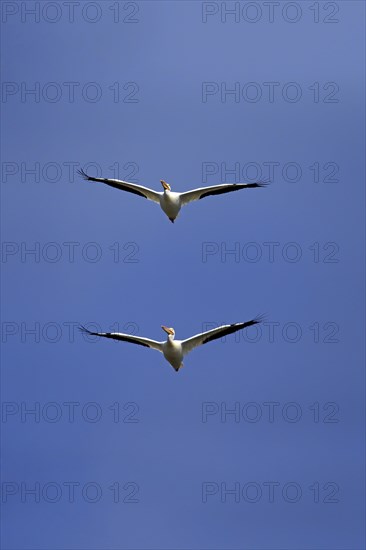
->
[246,180,270,188]
[77,168,89,180]
[252,313,267,324]
[233,315,266,329]
[79,324,95,336]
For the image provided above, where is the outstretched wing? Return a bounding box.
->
[181,317,263,355]
[179,182,267,206]
[79,326,163,352]
[78,169,161,203]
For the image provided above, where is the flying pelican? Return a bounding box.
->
[78,169,267,223]
[79,317,262,372]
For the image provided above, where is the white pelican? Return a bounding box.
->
[78,169,267,223]
[79,317,262,372]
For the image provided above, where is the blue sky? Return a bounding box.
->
[1,1,365,549]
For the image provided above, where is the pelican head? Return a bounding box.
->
[160,180,171,191]
[162,325,175,338]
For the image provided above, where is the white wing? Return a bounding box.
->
[79,326,163,352]
[78,169,161,204]
[179,182,266,206]
[181,318,262,356]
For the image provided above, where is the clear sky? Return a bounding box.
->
[1,1,365,549]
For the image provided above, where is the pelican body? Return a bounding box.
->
[161,326,184,370]
[159,182,182,222]
[80,318,262,372]
[78,169,266,223]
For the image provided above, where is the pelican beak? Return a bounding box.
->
[162,325,174,335]
[160,180,171,191]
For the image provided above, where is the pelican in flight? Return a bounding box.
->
[79,317,262,372]
[78,169,266,223]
